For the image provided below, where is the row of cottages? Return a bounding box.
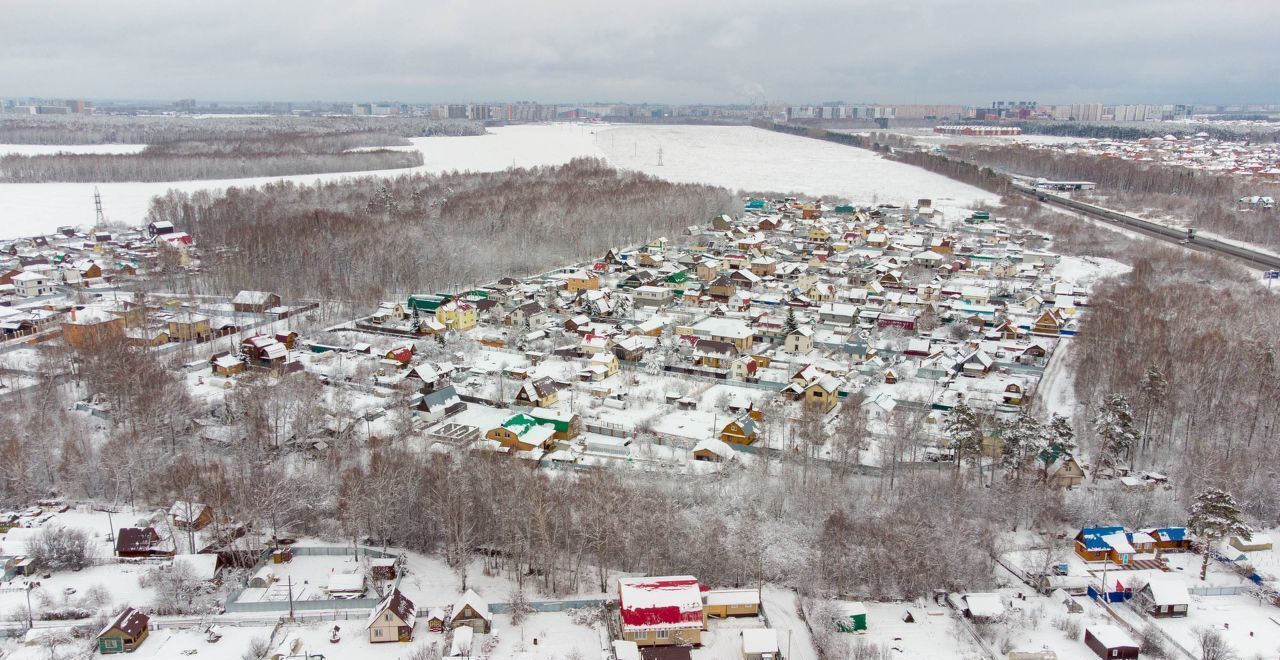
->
[618,576,706,647]
[366,588,493,644]
[1073,525,1191,564]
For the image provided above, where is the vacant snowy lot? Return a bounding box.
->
[0,123,996,239]
[597,124,999,209]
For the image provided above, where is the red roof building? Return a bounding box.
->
[617,576,704,647]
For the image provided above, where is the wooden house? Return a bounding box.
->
[166,313,212,342]
[564,270,600,292]
[1074,527,1133,565]
[720,414,759,445]
[115,527,172,558]
[169,501,213,531]
[367,588,416,643]
[1083,625,1139,660]
[1136,579,1189,618]
[692,438,735,462]
[618,576,704,647]
[435,301,477,331]
[803,375,841,412]
[97,607,150,654]
[1045,454,1085,488]
[702,588,760,618]
[211,353,246,376]
[232,290,281,314]
[485,414,557,452]
[514,377,562,408]
[450,589,492,633]
[1148,527,1191,551]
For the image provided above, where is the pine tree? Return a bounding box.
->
[1091,394,1138,478]
[999,412,1045,483]
[1187,487,1251,581]
[783,306,800,336]
[1040,413,1077,480]
[945,402,983,482]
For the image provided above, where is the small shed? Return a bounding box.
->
[1230,532,1273,552]
[1083,625,1139,660]
[836,601,867,631]
[248,567,276,589]
[371,557,398,580]
[425,607,446,633]
[703,588,760,617]
[97,607,150,654]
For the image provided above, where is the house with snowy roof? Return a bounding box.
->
[450,589,492,633]
[485,414,558,452]
[617,575,705,647]
[1074,526,1135,565]
[367,588,416,643]
[97,607,150,654]
[1136,578,1190,618]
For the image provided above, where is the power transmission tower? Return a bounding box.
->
[94,187,106,226]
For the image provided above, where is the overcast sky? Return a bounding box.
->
[3,0,1277,105]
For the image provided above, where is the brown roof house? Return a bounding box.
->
[367,588,417,643]
[450,589,492,633]
[98,607,150,654]
[115,527,173,558]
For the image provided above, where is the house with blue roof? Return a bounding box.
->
[1074,526,1135,564]
[1147,527,1191,552]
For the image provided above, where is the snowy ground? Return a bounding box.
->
[0,123,997,239]
[596,124,999,210]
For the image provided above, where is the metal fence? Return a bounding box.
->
[223,546,400,615]
[488,597,611,614]
[1188,585,1250,597]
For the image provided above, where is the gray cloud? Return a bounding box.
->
[2,0,1276,104]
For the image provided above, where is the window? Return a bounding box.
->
[375,629,383,638]
[657,630,670,640]
[385,613,392,621]
[633,631,647,640]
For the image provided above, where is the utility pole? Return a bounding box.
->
[287,576,295,621]
[25,583,34,629]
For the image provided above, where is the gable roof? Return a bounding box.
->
[368,588,417,629]
[451,588,491,621]
[116,527,162,554]
[100,607,149,638]
[618,576,703,631]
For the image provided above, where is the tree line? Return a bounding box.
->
[0,115,484,144]
[150,158,735,306]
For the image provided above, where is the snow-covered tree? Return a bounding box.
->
[1187,487,1251,581]
[783,306,800,336]
[1091,394,1138,477]
[999,412,1045,483]
[945,402,983,481]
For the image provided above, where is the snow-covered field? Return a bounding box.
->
[596,124,998,209]
[0,123,996,239]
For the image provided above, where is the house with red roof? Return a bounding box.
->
[617,575,705,647]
